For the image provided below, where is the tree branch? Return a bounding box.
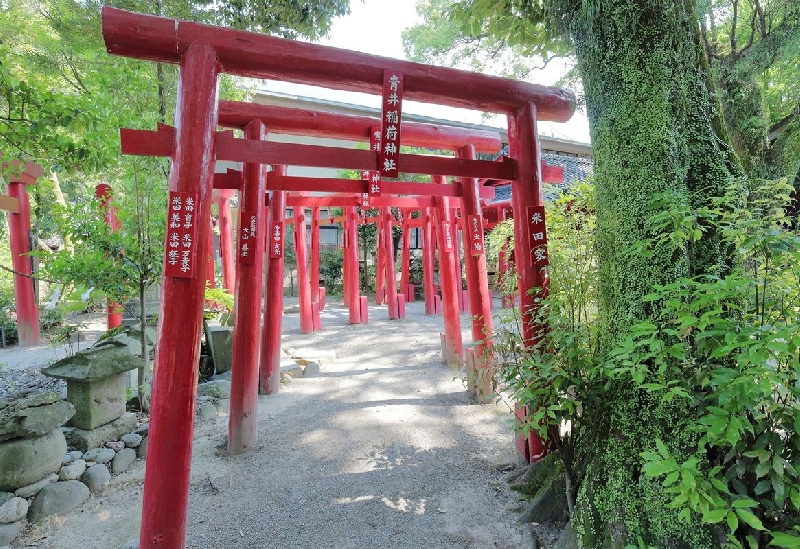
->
[768,104,800,142]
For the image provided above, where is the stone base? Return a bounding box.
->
[63,412,138,453]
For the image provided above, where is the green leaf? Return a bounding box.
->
[735,508,766,531]
[702,508,728,523]
[769,531,800,548]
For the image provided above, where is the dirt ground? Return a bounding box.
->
[3,297,537,549]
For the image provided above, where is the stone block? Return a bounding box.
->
[121,433,142,448]
[136,437,148,459]
[83,448,115,464]
[0,519,23,545]
[14,474,57,498]
[58,460,86,481]
[0,497,27,524]
[0,392,75,442]
[110,448,136,474]
[206,325,233,374]
[63,412,138,453]
[66,373,126,430]
[0,429,66,492]
[27,480,89,523]
[81,464,111,492]
[197,380,231,399]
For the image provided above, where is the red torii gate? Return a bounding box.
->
[102,8,574,548]
[1,157,42,346]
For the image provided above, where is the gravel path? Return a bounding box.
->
[7,298,528,549]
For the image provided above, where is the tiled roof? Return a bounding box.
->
[490,153,594,203]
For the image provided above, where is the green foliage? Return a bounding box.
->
[608,179,800,548]
[494,183,599,515]
[319,248,344,296]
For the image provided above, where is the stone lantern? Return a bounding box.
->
[42,337,141,429]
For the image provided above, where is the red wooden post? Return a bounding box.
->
[400,214,411,302]
[6,173,39,346]
[293,207,313,333]
[228,119,266,454]
[375,215,385,306]
[140,43,220,549]
[345,206,362,324]
[261,167,287,395]
[433,185,463,365]
[205,219,216,289]
[451,214,465,313]
[422,209,436,315]
[310,207,321,305]
[457,144,494,394]
[509,102,550,462]
[382,207,399,319]
[95,183,123,329]
[215,189,235,292]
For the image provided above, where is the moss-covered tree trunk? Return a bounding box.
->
[564,1,741,546]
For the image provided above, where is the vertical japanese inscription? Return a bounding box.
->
[164,191,199,278]
[527,206,549,267]
[270,221,284,258]
[379,71,403,180]
[238,211,257,264]
[442,221,455,251]
[468,214,484,256]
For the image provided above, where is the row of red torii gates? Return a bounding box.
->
[101,7,575,549]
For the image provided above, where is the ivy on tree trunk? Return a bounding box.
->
[564,1,740,546]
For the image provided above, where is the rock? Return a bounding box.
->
[62,454,72,466]
[111,448,137,474]
[81,464,111,492]
[68,450,83,461]
[133,423,149,437]
[14,474,58,498]
[27,480,89,523]
[105,441,125,452]
[205,326,233,374]
[83,448,115,464]
[215,399,230,414]
[0,520,24,545]
[0,393,75,442]
[64,412,138,452]
[121,433,142,448]
[197,380,231,399]
[136,437,148,459]
[0,497,27,524]
[58,460,86,481]
[121,537,139,549]
[0,429,67,492]
[0,494,11,507]
[280,362,304,378]
[196,401,217,421]
[302,362,321,377]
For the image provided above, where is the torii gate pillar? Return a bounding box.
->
[140,44,220,549]
[294,207,313,333]
[95,183,123,329]
[5,161,41,346]
[509,103,549,462]
[261,169,287,395]
[457,144,494,397]
[433,188,463,365]
[344,206,363,324]
[228,119,266,454]
[382,207,399,319]
[215,189,236,292]
[422,209,436,315]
